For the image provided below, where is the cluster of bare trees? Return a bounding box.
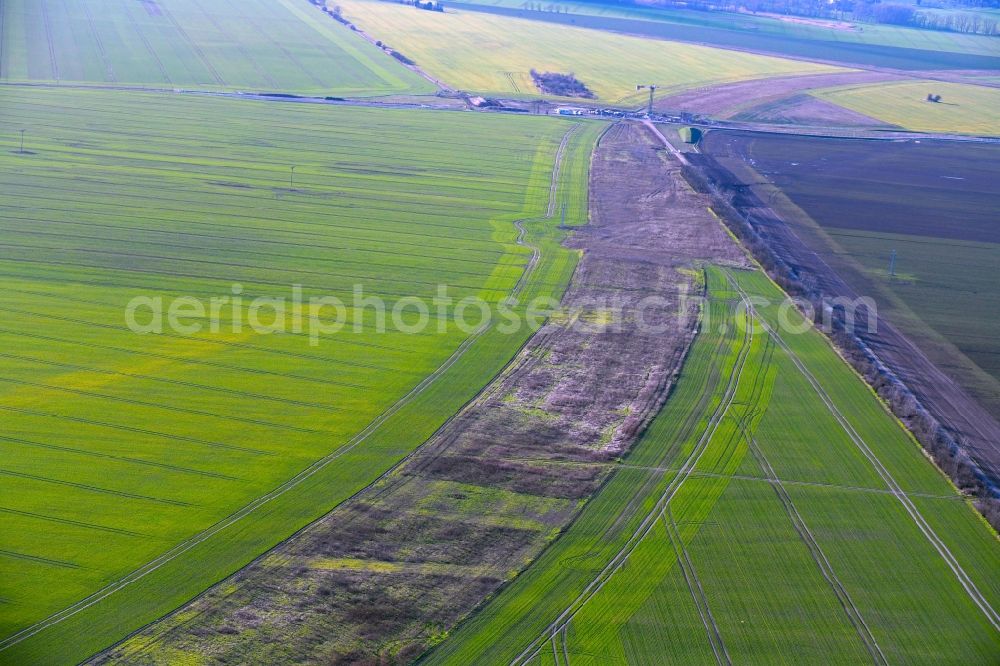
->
[680,159,1000,532]
[908,8,999,35]
[530,70,596,98]
[632,0,998,35]
[852,1,1000,34]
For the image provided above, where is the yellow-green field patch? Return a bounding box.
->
[338,0,844,103]
[813,80,1000,135]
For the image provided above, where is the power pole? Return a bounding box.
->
[636,84,658,116]
[888,249,896,278]
[290,165,296,190]
[560,201,567,228]
[19,129,25,154]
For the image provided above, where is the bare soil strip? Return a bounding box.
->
[92,121,747,664]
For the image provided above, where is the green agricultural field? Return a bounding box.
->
[0,0,430,95]
[813,81,1000,135]
[336,0,842,104]
[0,86,602,664]
[451,0,1000,60]
[425,266,1000,665]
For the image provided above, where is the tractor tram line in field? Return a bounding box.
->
[514,299,758,664]
[728,326,888,664]
[0,200,518,262]
[723,269,1000,633]
[121,1,173,85]
[190,1,279,90]
[0,375,338,434]
[654,311,783,666]
[0,228,513,282]
[38,0,59,81]
[157,2,226,86]
[79,0,115,83]
[0,403,274,457]
[0,213,517,267]
[0,118,585,657]
[0,305,403,372]
[235,7,328,89]
[0,433,244,482]
[0,350,356,410]
[0,326,370,390]
[0,178,518,242]
[662,504,731,666]
[430,263,1000,662]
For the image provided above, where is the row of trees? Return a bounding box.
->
[630,0,999,35]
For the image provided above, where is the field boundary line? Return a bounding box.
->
[662,507,729,665]
[513,299,755,665]
[724,268,1000,634]
[0,123,583,653]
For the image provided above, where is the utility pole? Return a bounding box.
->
[290,165,296,190]
[19,129,25,154]
[888,249,897,278]
[560,201,567,228]
[636,84,658,116]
